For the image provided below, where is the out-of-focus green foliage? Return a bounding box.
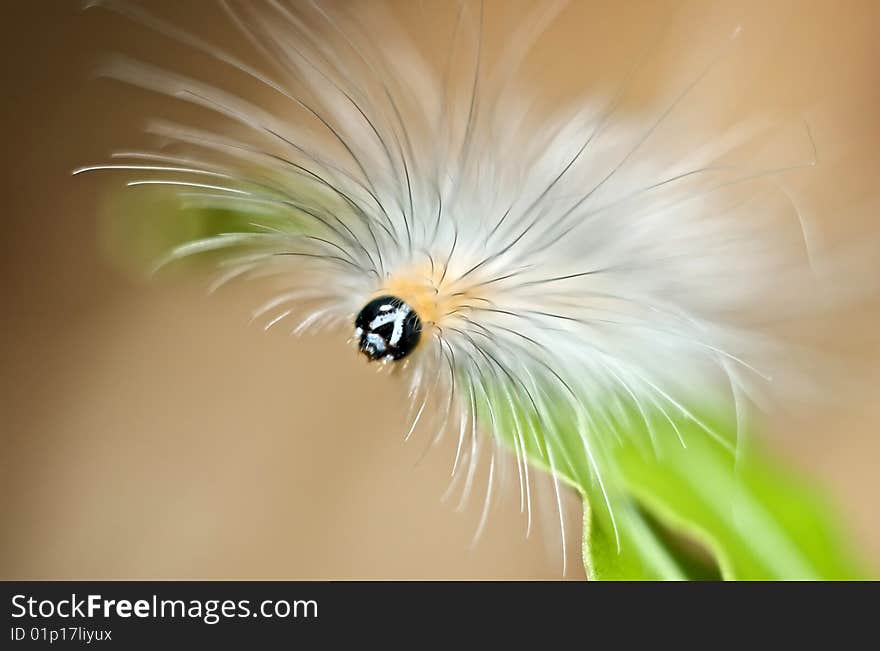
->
[98,188,303,278]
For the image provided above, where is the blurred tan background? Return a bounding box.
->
[1,0,878,579]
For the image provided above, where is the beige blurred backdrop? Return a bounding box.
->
[1,0,878,579]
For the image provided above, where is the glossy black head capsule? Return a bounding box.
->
[354,295,422,361]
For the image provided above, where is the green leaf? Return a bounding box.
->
[489,390,868,580]
[612,420,866,580]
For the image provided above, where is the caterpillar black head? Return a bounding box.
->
[354,295,423,362]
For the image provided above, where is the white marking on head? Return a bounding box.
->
[367,303,411,348]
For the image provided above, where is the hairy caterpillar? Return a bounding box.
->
[77,0,863,576]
